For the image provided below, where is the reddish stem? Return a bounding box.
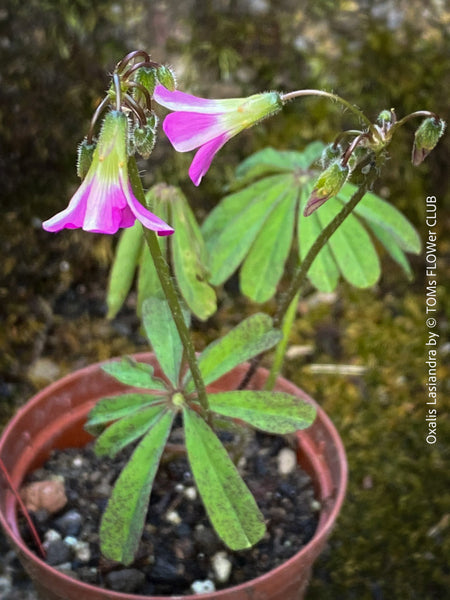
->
[0,457,46,558]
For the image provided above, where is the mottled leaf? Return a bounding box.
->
[208,390,316,433]
[99,409,174,564]
[183,407,265,550]
[101,357,167,390]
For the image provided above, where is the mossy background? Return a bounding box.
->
[1,1,449,598]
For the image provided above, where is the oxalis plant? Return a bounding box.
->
[39,50,445,565]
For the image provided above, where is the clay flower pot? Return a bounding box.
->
[0,354,347,600]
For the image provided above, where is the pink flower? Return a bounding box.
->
[43,111,174,236]
[154,85,282,186]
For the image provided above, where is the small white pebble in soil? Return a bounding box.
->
[211,551,232,583]
[184,486,197,500]
[191,579,216,594]
[310,499,321,512]
[175,483,185,493]
[63,536,77,547]
[44,529,61,545]
[74,540,91,562]
[165,510,182,525]
[72,456,84,468]
[277,447,297,475]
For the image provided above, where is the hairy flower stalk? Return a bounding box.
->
[154,85,283,185]
[43,111,173,236]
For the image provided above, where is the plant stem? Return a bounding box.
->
[128,158,210,416]
[281,89,374,132]
[264,290,300,391]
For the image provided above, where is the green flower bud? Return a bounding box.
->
[76,138,96,179]
[134,67,158,99]
[133,123,157,159]
[320,143,343,169]
[304,160,349,217]
[156,65,177,91]
[377,109,395,126]
[412,117,446,166]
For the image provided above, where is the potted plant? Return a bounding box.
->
[0,50,445,599]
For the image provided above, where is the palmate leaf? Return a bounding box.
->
[204,144,419,300]
[185,313,282,389]
[99,408,174,565]
[208,390,316,433]
[202,175,291,285]
[94,403,167,457]
[86,392,166,429]
[183,406,265,551]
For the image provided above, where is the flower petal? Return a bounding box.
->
[154,85,244,114]
[124,179,174,236]
[189,134,229,186]
[42,179,90,232]
[162,111,223,152]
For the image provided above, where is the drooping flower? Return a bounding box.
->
[153,85,282,186]
[43,111,174,236]
[411,117,446,166]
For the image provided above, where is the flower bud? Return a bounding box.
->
[156,65,177,91]
[377,109,396,126]
[304,160,349,217]
[76,138,96,179]
[134,67,158,99]
[412,117,446,166]
[133,123,157,159]
[320,143,343,169]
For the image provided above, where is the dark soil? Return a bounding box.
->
[20,427,318,596]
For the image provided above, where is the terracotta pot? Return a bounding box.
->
[0,354,347,600]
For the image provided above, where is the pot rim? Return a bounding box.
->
[0,354,347,600]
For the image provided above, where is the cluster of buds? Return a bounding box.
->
[304,106,445,217]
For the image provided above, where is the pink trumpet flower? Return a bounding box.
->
[154,84,282,186]
[43,111,174,236]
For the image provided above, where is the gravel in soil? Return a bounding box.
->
[19,427,319,596]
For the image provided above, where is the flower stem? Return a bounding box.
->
[128,158,210,416]
[281,89,374,132]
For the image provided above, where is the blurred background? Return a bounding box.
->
[1,1,449,598]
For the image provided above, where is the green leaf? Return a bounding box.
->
[106,222,143,319]
[171,189,217,321]
[342,184,421,254]
[94,403,166,457]
[233,142,324,188]
[298,185,340,292]
[99,409,174,564]
[183,407,265,550]
[241,186,298,302]
[86,392,166,429]
[208,390,316,433]
[142,297,187,386]
[368,221,414,279]
[190,313,282,388]
[101,357,167,390]
[202,175,290,285]
[316,198,380,288]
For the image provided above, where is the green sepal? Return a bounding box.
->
[99,409,174,564]
[183,407,265,551]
